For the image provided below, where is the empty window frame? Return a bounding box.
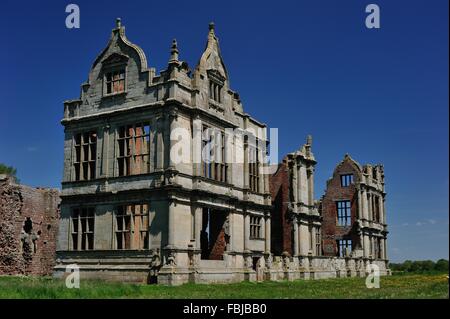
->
[201,126,228,182]
[373,196,380,222]
[105,69,125,95]
[340,174,353,187]
[336,200,351,226]
[315,228,322,256]
[115,203,150,250]
[248,140,260,193]
[250,216,262,239]
[374,237,382,259]
[74,131,97,181]
[209,80,222,103]
[214,131,227,182]
[338,239,352,257]
[117,123,150,176]
[71,207,95,250]
[202,125,212,179]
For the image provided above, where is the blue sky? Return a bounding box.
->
[0,0,448,262]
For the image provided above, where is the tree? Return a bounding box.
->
[402,260,413,272]
[0,163,19,182]
[421,260,435,272]
[435,259,449,272]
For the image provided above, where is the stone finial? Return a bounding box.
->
[306,134,313,146]
[206,22,217,50]
[116,18,122,28]
[170,38,179,62]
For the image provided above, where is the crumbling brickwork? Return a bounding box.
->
[269,161,292,256]
[320,154,388,261]
[0,175,60,275]
[320,158,360,256]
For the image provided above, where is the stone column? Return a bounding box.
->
[156,116,164,171]
[293,220,299,256]
[225,212,233,253]
[378,196,383,224]
[367,193,372,221]
[167,108,178,168]
[194,206,203,250]
[265,216,271,253]
[307,168,314,206]
[380,238,385,260]
[292,161,298,203]
[357,188,362,220]
[244,212,250,251]
[311,226,316,256]
[363,234,370,258]
[297,161,302,204]
[362,188,368,220]
[167,199,176,248]
[359,233,364,253]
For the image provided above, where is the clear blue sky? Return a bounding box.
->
[0,0,448,262]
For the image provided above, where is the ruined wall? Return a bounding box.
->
[269,161,292,256]
[0,175,60,275]
[320,159,360,256]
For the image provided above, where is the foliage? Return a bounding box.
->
[0,163,19,182]
[389,259,449,274]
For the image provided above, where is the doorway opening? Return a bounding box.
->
[200,208,228,260]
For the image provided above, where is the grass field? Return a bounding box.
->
[0,273,447,299]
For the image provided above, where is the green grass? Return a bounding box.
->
[0,273,447,299]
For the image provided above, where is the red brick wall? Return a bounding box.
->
[208,212,227,260]
[0,176,60,275]
[269,161,292,256]
[321,158,361,256]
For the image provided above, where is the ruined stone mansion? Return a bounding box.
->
[51,19,389,285]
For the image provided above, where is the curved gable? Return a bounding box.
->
[91,19,148,75]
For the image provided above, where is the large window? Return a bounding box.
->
[340,174,353,187]
[74,131,97,181]
[115,203,149,250]
[250,216,262,239]
[373,196,380,222]
[105,69,125,95]
[209,80,222,103]
[248,140,260,192]
[117,123,150,176]
[315,228,322,256]
[201,126,228,183]
[338,239,352,257]
[71,207,95,250]
[336,200,351,226]
[375,237,382,259]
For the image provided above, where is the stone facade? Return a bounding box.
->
[54,20,389,285]
[0,174,60,275]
